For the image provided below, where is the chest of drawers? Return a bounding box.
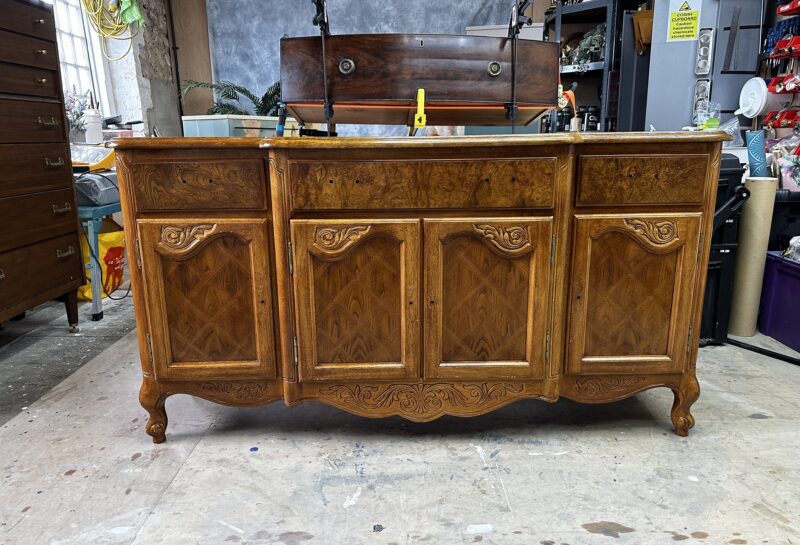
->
[0,0,83,328]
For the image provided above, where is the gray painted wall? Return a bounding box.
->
[206,0,513,104]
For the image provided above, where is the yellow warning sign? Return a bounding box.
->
[668,0,701,41]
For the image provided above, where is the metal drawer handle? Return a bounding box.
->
[45,157,64,167]
[36,48,48,55]
[0,269,5,281]
[56,246,76,259]
[52,202,72,214]
[34,18,46,25]
[37,116,58,127]
[35,77,48,84]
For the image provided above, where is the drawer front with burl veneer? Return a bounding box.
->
[0,232,82,312]
[0,29,58,71]
[0,98,64,143]
[0,143,71,198]
[289,158,556,210]
[576,154,709,206]
[0,188,78,251]
[130,159,268,211]
[0,0,56,41]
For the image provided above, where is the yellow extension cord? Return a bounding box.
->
[80,0,140,61]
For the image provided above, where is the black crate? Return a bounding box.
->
[711,154,746,246]
[700,244,738,346]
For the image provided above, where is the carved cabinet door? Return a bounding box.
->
[291,220,421,381]
[424,218,553,379]
[137,219,277,381]
[567,214,702,375]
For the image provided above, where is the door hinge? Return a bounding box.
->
[287,241,294,275]
[135,239,142,269]
[686,326,693,354]
[550,235,556,267]
[292,336,299,368]
[145,333,153,363]
[545,331,551,362]
[697,232,704,262]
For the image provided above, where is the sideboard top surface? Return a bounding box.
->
[108,131,731,150]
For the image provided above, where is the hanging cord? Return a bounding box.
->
[312,0,333,135]
[80,0,142,61]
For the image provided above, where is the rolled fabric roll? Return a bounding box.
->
[729,177,779,337]
[746,130,769,177]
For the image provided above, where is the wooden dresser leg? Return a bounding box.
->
[671,374,700,437]
[139,377,168,444]
[64,290,79,333]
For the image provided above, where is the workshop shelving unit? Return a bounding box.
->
[544,0,649,131]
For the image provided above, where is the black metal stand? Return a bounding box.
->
[507,1,532,134]
[312,0,334,136]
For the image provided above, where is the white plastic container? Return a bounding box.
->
[83,108,103,143]
[735,78,792,118]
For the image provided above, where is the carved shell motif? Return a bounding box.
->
[314,225,371,252]
[160,224,217,250]
[473,224,532,253]
[623,219,678,245]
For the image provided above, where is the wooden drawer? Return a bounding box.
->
[289,158,556,210]
[0,98,64,143]
[0,61,59,97]
[0,1,56,41]
[0,143,71,198]
[0,29,58,71]
[0,188,77,251]
[0,233,82,311]
[576,154,709,206]
[131,159,268,211]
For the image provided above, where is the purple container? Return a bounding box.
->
[758,251,800,352]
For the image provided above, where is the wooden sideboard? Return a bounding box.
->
[0,0,83,328]
[111,132,728,443]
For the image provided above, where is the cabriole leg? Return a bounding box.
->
[139,377,168,444]
[671,374,700,437]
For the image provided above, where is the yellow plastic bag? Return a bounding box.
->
[77,220,126,301]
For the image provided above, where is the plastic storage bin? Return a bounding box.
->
[758,251,800,352]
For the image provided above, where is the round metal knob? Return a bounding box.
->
[338,58,356,75]
[487,61,502,77]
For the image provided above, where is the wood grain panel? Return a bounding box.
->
[577,154,708,206]
[0,188,77,252]
[0,232,82,311]
[290,158,555,210]
[0,98,64,144]
[131,159,267,211]
[425,218,552,379]
[0,28,58,70]
[138,219,277,381]
[567,214,701,375]
[292,219,420,381]
[0,61,58,97]
[0,143,70,198]
[0,0,56,40]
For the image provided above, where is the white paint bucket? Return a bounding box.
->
[735,78,792,118]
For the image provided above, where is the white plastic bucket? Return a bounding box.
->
[735,78,793,118]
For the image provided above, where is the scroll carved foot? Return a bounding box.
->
[139,378,168,444]
[671,375,700,437]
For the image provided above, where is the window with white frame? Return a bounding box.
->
[50,0,95,98]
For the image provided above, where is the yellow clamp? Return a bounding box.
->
[414,88,427,130]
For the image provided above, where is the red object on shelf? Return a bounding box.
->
[771,38,793,59]
[764,111,780,128]
[768,75,800,94]
[776,109,799,127]
[778,0,800,16]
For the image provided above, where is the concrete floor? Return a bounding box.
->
[0,324,799,544]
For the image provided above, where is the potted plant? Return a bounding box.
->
[180,80,298,137]
[65,87,88,142]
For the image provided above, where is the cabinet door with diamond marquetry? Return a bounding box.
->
[567,214,702,375]
[291,219,420,381]
[137,219,277,381]
[424,218,553,380]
